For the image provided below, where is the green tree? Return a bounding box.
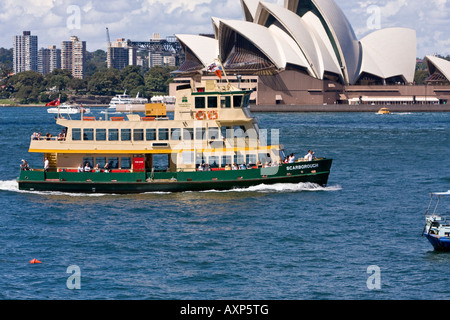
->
[145,66,176,95]
[8,71,44,103]
[87,68,121,95]
[120,65,145,96]
[44,69,73,91]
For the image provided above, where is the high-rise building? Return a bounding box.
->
[38,45,61,76]
[107,38,137,70]
[13,31,38,74]
[62,36,86,79]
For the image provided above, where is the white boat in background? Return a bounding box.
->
[47,103,90,115]
[108,91,148,111]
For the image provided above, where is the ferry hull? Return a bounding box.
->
[18,160,332,194]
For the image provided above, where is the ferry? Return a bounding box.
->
[108,91,148,112]
[423,191,450,251]
[17,80,333,194]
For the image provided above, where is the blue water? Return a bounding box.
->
[0,107,449,300]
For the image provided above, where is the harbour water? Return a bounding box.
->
[0,107,449,300]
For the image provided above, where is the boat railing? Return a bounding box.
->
[31,136,66,142]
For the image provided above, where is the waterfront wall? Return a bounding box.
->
[250,104,450,113]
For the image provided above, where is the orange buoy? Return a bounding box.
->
[30,259,42,264]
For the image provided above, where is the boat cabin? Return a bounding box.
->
[29,80,283,174]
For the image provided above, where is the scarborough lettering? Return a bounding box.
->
[286,163,319,171]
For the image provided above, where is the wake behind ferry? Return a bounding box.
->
[18,80,333,194]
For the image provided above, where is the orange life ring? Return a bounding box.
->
[195,111,206,120]
[208,111,218,120]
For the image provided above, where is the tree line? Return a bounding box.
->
[0,48,176,104]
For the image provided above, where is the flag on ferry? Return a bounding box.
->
[46,98,60,107]
[207,63,222,79]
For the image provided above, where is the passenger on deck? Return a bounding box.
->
[20,159,30,171]
[232,163,238,170]
[225,164,231,171]
[94,164,101,173]
[84,162,91,172]
[77,164,83,173]
[304,150,313,161]
[43,158,49,172]
[288,153,296,163]
[239,163,247,170]
[103,163,110,173]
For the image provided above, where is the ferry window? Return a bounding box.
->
[246,154,257,166]
[221,126,232,139]
[259,153,271,164]
[146,129,157,141]
[222,155,232,166]
[221,96,231,108]
[243,94,250,108]
[83,157,94,168]
[83,129,94,141]
[234,153,244,165]
[121,129,131,141]
[195,128,206,140]
[209,156,219,168]
[233,125,247,138]
[183,128,194,141]
[108,157,119,169]
[195,97,206,109]
[96,157,106,168]
[208,127,220,140]
[158,128,169,141]
[233,95,243,108]
[171,128,182,141]
[72,128,81,141]
[108,129,119,141]
[133,129,144,141]
[196,153,206,165]
[121,157,131,169]
[208,96,218,108]
[96,129,106,141]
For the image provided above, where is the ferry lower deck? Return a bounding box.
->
[18,159,332,194]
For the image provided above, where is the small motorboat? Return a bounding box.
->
[377,107,391,115]
[423,191,450,251]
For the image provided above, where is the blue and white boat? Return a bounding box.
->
[423,191,450,251]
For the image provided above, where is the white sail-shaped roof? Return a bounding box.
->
[284,0,361,84]
[176,0,417,86]
[175,34,219,68]
[426,55,450,82]
[255,2,321,78]
[240,0,260,22]
[360,28,417,82]
[218,19,284,69]
[301,11,343,80]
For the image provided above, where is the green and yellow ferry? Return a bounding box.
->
[18,80,332,194]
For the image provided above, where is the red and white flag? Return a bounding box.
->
[207,63,222,79]
[46,98,60,107]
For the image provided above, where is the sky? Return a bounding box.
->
[0,0,448,58]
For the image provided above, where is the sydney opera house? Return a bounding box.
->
[171,0,450,107]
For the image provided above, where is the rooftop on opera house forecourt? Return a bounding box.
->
[169,0,450,112]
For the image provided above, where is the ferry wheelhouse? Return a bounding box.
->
[18,80,333,194]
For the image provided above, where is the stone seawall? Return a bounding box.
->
[250,104,450,113]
